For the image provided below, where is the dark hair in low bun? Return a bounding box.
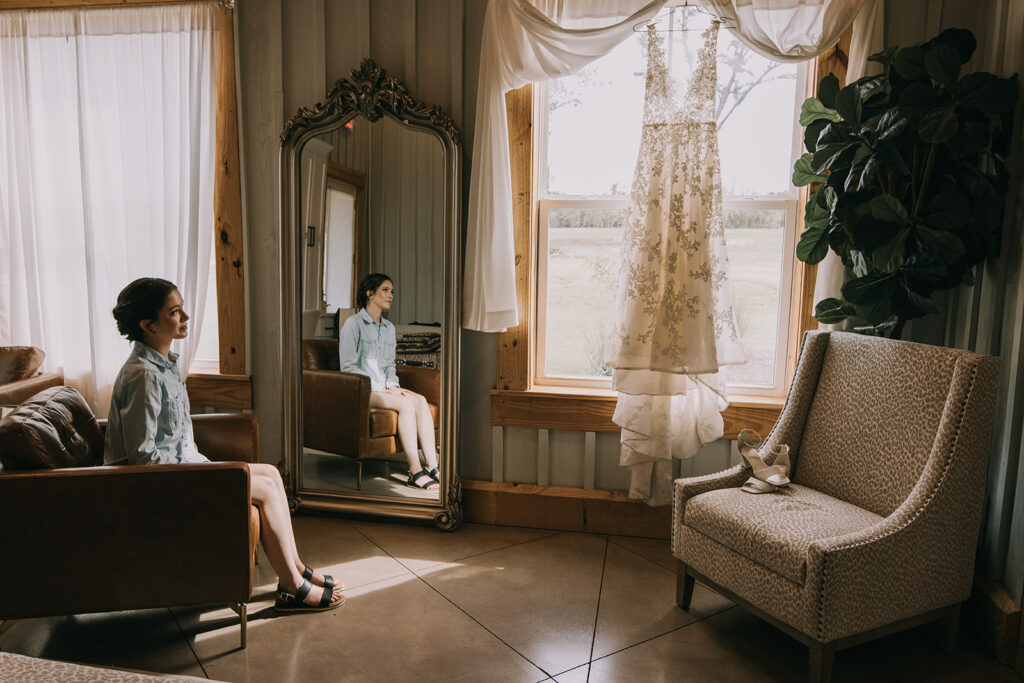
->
[112,277,178,342]
[356,273,393,310]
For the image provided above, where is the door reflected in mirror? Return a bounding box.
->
[299,115,445,502]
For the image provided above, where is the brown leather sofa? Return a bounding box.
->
[302,338,440,488]
[0,346,63,407]
[0,386,260,649]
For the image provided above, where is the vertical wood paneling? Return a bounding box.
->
[537,428,549,486]
[325,0,370,85]
[491,425,504,483]
[281,0,326,119]
[370,0,415,89]
[583,431,596,490]
[416,0,453,114]
[237,0,283,463]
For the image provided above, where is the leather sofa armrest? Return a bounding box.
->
[192,413,259,463]
[0,463,253,618]
[302,369,370,454]
[397,366,440,407]
[0,372,64,406]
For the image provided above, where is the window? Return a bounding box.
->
[535,14,807,395]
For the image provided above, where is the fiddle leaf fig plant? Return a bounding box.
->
[792,28,1018,338]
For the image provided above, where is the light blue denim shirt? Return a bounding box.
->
[104,341,209,465]
[338,308,399,392]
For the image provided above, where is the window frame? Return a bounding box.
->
[492,30,853,438]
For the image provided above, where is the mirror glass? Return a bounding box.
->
[298,115,445,501]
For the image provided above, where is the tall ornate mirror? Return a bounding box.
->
[280,59,462,530]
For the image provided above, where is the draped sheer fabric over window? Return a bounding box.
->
[464,0,864,332]
[0,3,217,416]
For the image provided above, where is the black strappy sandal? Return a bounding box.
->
[426,466,440,481]
[274,579,345,613]
[277,565,344,594]
[407,469,439,490]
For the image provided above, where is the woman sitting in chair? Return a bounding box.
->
[106,277,345,613]
[339,273,440,492]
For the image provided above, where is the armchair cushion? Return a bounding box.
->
[685,484,883,584]
[0,385,103,470]
[0,346,45,383]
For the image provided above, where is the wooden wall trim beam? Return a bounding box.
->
[214,4,248,376]
[186,373,252,410]
[463,479,670,539]
[495,84,535,392]
[491,389,782,439]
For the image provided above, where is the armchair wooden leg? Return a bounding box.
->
[939,603,960,654]
[676,560,695,610]
[808,641,834,683]
[228,602,247,649]
[357,462,363,491]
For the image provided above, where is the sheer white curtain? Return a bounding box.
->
[0,3,217,416]
[464,0,666,332]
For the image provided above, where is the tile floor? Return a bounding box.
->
[1,515,1020,682]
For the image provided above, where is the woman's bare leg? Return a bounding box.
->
[248,466,338,605]
[370,390,437,490]
[248,463,340,591]
[411,393,438,470]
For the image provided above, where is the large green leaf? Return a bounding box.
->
[842,271,897,304]
[920,185,970,231]
[845,155,880,192]
[906,289,942,315]
[895,45,928,80]
[917,226,966,262]
[818,73,840,108]
[814,298,857,324]
[804,118,829,153]
[834,84,863,126]
[927,27,977,64]
[870,194,910,224]
[800,98,841,126]
[875,109,910,141]
[959,73,1019,114]
[855,297,894,326]
[924,44,961,89]
[901,258,954,292]
[919,105,959,143]
[793,153,826,187]
[898,82,940,118]
[796,225,831,264]
[947,117,990,157]
[872,227,910,272]
[874,140,911,177]
[811,142,857,174]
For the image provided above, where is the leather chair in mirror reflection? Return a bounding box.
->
[0,385,259,648]
[0,346,63,407]
[301,338,440,489]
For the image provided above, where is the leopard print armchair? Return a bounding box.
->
[671,331,1000,683]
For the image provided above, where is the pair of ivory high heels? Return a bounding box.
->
[737,428,791,494]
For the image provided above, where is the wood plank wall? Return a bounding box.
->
[235,0,466,464]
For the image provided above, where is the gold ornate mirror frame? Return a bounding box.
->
[279,58,462,529]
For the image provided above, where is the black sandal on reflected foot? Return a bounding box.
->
[407,469,439,490]
[274,579,345,613]
[426,467,440,481]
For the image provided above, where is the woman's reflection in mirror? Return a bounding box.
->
[339,273,440,491]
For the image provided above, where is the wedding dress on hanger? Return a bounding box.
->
[605,21,745,506]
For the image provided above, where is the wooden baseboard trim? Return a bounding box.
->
[462,479,669,538]
[967,573,1020,665]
